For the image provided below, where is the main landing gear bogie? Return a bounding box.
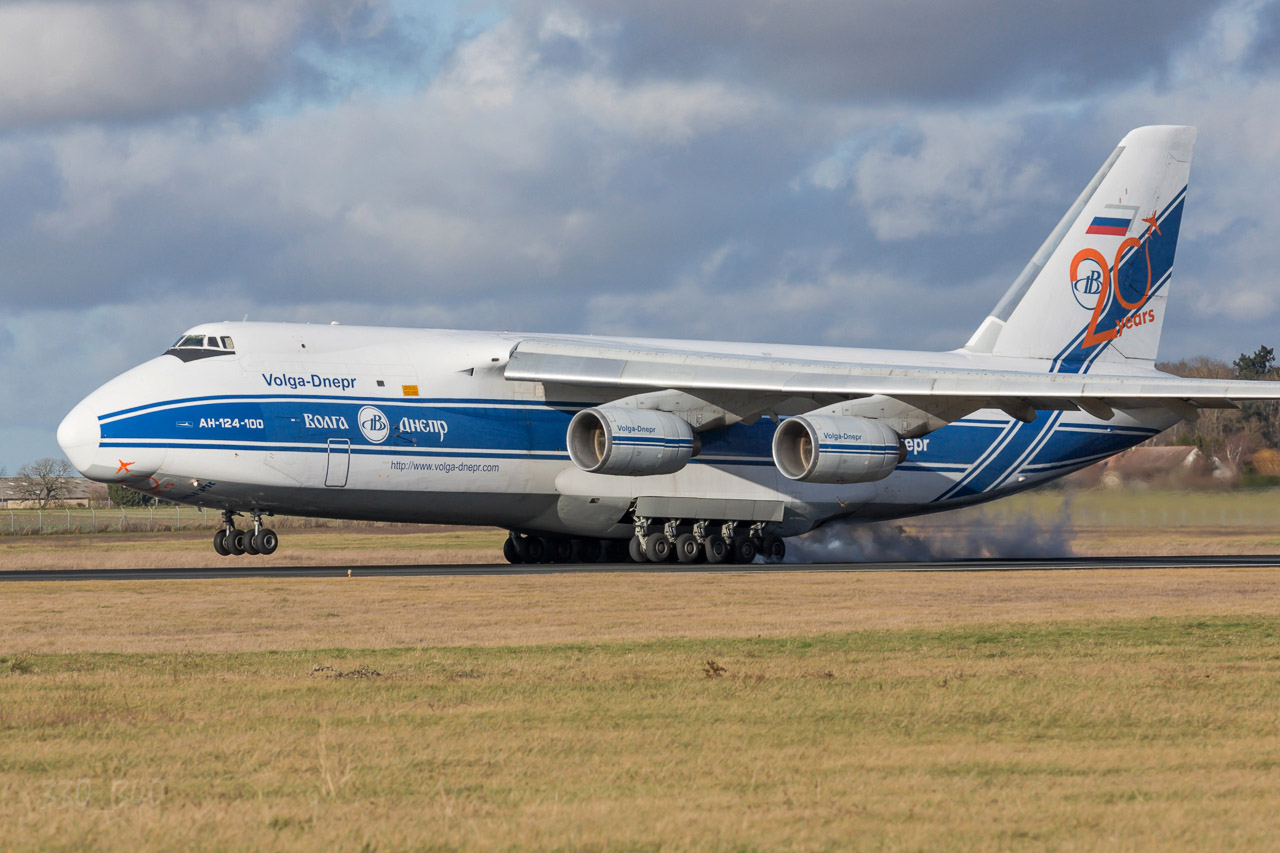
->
[502,519,787,566]
[213,509,279,557]
[504,533,630,565]
[629,518,785,565]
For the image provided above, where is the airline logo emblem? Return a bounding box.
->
[358,406,390,444]
[1071,260,1105,310]
[1073,208,1162,349]
[1085,203,1139,236]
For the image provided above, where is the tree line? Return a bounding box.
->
[1155,345,1280,476]
[3,457,153,508]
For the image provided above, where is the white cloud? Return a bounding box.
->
[11,1,1280,470]
[850,116,1047,241]
[0,0,383,128]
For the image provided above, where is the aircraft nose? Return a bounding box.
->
[57,402,101,476]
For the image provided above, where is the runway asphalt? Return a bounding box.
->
[3,555,1280,581]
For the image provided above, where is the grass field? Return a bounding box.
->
[8,486,1280,570]
[4,569,1280,849]
[6,490,1280,849]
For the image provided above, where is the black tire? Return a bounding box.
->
[675,533,701,563]
[525,536,547,563]
[704,533,728,564]
[552,537,574,563]
[226,529,246,556]
[629,535,646,563]
[503,537,523,564]
[213,529,230,557]
[762,535,786,562]
[242,530,260,556]
[645,535,673,563]
[734,538,757,564]
[579,539,603,563]
[605,539,631,562]
[254,529,279,555]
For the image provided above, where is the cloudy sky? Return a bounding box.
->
[4,0,1280,472]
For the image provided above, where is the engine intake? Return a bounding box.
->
[567,407,697,476]
[772,415,905,484]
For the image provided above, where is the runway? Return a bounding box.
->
[3,555,1279,582]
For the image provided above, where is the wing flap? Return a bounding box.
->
[506,339,1280,407]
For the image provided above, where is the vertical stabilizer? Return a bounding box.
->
[964,125,1194,373]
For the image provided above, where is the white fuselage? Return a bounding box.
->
[58,321,1177,539]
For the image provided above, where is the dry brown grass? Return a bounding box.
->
[6,517,1280,574]
[0,526,507,570]
[3,566,1280,654]
[3,617,1280,851]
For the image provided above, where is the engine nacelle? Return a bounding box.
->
[772,415,905,484]
[567,407,697,476]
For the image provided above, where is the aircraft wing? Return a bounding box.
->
[505,338,1280,427]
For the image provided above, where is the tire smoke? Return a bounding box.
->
[784,501,1075,563]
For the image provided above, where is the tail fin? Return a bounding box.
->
[964,125,1195,373]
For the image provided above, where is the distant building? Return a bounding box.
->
[0,477,107,508]
[1094,445,1218,488]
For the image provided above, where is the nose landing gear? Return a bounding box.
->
[212,509,278,557]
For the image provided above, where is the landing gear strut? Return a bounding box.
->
[627,516,786,565]
[502,532,622,565]
[500,519,787,566]
[212,509,278,557]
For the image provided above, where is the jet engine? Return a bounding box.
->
[772,415,906,484]
[567,407,697,476]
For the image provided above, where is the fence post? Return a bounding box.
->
[91,507,96,532]
[37,509,42,534]
[66,507,71,532]
[149,506,154,532]
[120,508,126,532]
[176,506,180,531]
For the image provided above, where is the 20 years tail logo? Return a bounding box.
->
[1073,210,1161,348]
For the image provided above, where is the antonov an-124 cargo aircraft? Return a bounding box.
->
[56,126,1280,564]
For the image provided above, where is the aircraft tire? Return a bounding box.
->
[242,530,260,556]
[503,537,522,564]
[733,538,757,564]
[226,529,246,556]
[604,539,630,562]
[675,533,701,563]
[213,529,230,557]
[645,535,673,563]
[579,538,603,563]
[255,529,279,555]
[628,536,646,562]
[551,537,574,563]
[762,535,785,563]
[525,536,547,563]
[704,534,728,564]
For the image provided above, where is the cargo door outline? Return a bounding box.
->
[325,439,351,487]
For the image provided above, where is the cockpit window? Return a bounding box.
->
[166,332,237,362]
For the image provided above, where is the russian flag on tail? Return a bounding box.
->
[1086,203,1140,236]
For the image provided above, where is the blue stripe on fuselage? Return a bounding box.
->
[99,395,1159,495]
